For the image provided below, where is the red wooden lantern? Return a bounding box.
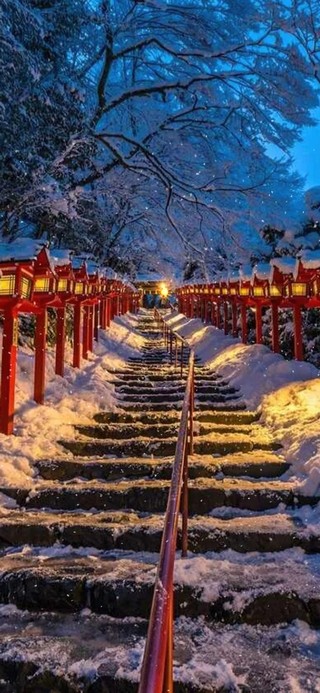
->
[52,251,75,377]
[0,247,37,434]
[251,263,270,299]
[70,260,89,368]
[299,251,320,306]
[227,271,240,337]
[251,264,272,345]
[32,248,59,405]
[239,266,253,344]
[270,257,302,360]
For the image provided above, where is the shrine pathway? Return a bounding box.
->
[0,312,319,691]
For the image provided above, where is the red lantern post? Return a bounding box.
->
[54,254,75,377]
[0,248,36,434]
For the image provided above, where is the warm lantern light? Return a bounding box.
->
[229,288,237,295]
[57,279,68,292]
[240,287,250,296]
[291,282,307,296]
[253,286,264,296]
[34,278,50,292]
[0,275,15,295]
[75,282,84,294]
[21,277,32,298]
[270,285,281,297]
[160,283,169,297]
[222,288,228,295]
[214,287,220,295]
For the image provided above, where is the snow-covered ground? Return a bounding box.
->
[164,312,320,495]
[0,312,144,489]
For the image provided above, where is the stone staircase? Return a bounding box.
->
[0,311,319,691]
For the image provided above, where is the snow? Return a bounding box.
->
[164,311,320,494]
[0,312,144,489]
[270,256,297,274]
[0,237,41,262]
[253,263,271,281]
[239,264,253,281]
[299,249,320,269]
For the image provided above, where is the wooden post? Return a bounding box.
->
[55,307,66,377]
[88,305,94,352]
[82,305,90,359]
[106,297,111,327]
[216,302,222,329]
[255,304,263,344]
[73,303,82,368]
[232,302,238,336]
[0,310,18,434]
[293,303,303,360]
[100,299,107,330]
[240,304,247,344]
[223,302,229,335]
[271,303,279,353]
[94,302,100,341]
[34,309,47,404]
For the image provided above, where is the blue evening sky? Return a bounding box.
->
[291,107,320,189]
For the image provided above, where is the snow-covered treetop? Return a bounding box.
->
[1,0,320,278]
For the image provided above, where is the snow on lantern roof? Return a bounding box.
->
[298,250,320,270]
[252,263,271,281]
[270,257,297,274]
[86,261,100,276]
[51,248,72,267]
[239,264,253,282]
[72,256,87,271]
[0,237,42,262]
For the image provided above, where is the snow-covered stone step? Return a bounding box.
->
[0,612,319,693]
[74,421,270,441]
[1,477,315,513]
[35,451,289,482]
[108,372,188,382]
[59,430,279,458]
[0,509,317,554]
[93,409,259,425]
[115,384,238,396]
[118,399,246,412]
[0,550,319,627]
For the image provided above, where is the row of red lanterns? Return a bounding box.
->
[176,253,320,363]
[0,246,139,435]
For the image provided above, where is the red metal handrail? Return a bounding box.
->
[138,328,194,693]
[154,308,189,377]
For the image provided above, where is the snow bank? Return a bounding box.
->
[164,312,320,493]
[0,313,144,490]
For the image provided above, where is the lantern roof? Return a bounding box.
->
[298,250,320,270]
[252,263,271,282]
[34,247,54,273]
[73,261,88,281]
[270,257,296,274]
